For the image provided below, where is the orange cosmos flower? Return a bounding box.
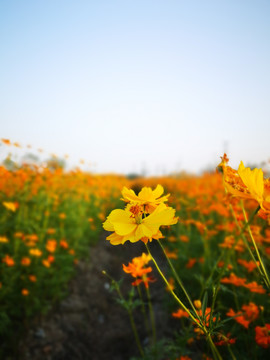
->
[25,234,38,242]
[172,308,189,318]
[21,289,29,296]
[255,324,270,348]
[237,259,259,273]
[42,259,51,268]
[60,239,69,249]
[219,235,235,249]
[47,255,55,263]
[168,235,176,242]
[2,255,15,266]
[221,273,247,287]
[47,228,56,234]
[123,253,155,289]
[1,138,11,145]
[217,261,233,270]
[179,235,189,242]
[29,275,37,282]
[244,281,266,294]
[184,219,205,234]
[215,333,236,346]
[219,235,244,252]
[123,254,152,277]
[46,239,57,253]
[186,258,197,269]
[98,212,105,221]
[164,247,178,259]
[234,239,245,252]
[14,232,24,238]
[194,307,217,335]
[227,302,259,329]
[131,276,156,289]
[21,257,31,266]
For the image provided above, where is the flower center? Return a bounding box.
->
[129,204,143,224]
[129,204,142,215]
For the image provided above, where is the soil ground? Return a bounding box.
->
[18,234,174,360]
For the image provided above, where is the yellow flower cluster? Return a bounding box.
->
[103,185,178,245]
[218,154,270,220]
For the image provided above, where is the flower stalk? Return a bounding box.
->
[102,271,144,357]
[145,243,223,360]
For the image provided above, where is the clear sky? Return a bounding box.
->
[1,0,270,175]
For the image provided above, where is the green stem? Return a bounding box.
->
[157,239,199,317]
[145,243,198,324]
[228,345,237,360]
[145,243,223,360]
[145,283,156,344]
[199,250,225,299]
[136,283,150,336]
[241,202,270,289]
[209,285,219,329]
[207,333,223,360]
[128,310,144,358]
[229,204,264,279]
[102,271,144,357]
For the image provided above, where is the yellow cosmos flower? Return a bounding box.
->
[103,202,178,245]
[238,161,264,205]
[0,236,8,243]
[29,248,42,257]
[2,202,17,212]
[263,179,270,213]
[121,184,170,213]
[219,156,270,212]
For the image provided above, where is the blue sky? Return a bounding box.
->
[1,0,270,174]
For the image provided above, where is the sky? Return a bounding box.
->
[1,0,270,175]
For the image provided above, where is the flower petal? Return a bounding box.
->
[121,187,139,202]
[152,184,164,199]
[238,162,264,204]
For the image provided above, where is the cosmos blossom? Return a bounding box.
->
[218,155,270,216]
[255,324,270,348]
[103,201,178,245]
[121,184,170,213]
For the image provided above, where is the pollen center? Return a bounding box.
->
[129,204,142,216]
[129,204,143,224]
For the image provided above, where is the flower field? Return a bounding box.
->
[1,141,270,359]
[0,142,130,357]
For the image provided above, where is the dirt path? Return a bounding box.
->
[19,234,172,360]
